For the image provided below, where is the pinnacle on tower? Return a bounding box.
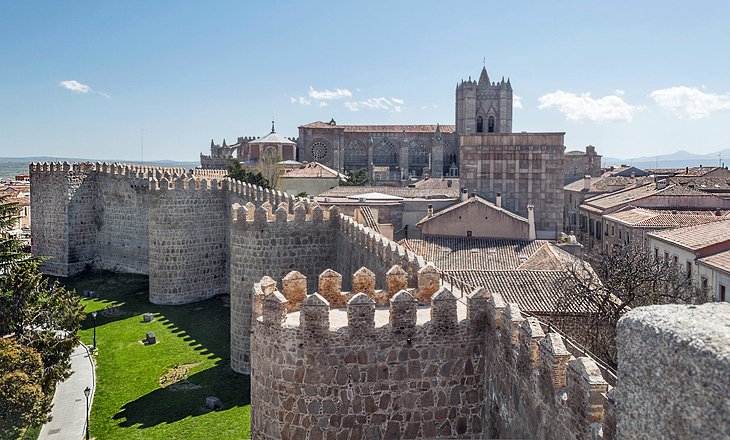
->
[271,120,276,133]
[478,66,490,86]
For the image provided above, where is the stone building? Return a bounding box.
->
[200,121,297,169]
[458,132,565,239]
[564,145,602,184]
[416,194,534,240]
[297,121,457,181]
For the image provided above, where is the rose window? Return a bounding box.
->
[310,142,328,160]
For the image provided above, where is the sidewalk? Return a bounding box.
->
[39,343,96,440]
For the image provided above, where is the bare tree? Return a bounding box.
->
[557,241,711,367]
[257,150,283,190]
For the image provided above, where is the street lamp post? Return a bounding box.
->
[83,386,91,440]
[92,311,97,350]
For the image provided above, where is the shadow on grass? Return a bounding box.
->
[57,270,250,430]
[112,362,251,428]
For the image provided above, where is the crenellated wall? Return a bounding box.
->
[250,268,614,440]
[228,203,339,374]
[147,177,229,304]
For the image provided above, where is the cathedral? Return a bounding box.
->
[202,65,513,180]
[201,65,565,238]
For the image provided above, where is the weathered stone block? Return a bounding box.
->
[205,396,222,410]
[145,331,156,345]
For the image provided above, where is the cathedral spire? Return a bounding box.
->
[478,66,490,86]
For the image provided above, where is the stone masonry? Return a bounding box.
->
[251,267,615,439]
[31,161,730,439]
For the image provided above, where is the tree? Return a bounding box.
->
[557,241,711,367]
[0,339,52,439]
[0,195,24,273]
[256,150,282,190]
[227,159,271,189]
[341,168,370,186]
[0,195,84,399]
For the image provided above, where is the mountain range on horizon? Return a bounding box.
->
[1,148,729,178]
[602,148,729,169]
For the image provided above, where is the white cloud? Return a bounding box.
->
[538,90,636,122]
[290,96,311,106]
[513,94,523,110]
[60,80,91,93]
[308,86,352,100]
[649,86,730,119]
[59,80,110,98]
[344,97,404,113]
[318,102,328,107]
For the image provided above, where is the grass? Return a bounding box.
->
[61,271,250,439]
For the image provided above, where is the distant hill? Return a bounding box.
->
[0,157,200,180]
[603,149,730,169]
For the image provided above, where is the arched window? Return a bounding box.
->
[344,140,367,171]
[476,116,484,133]
[408,139,429,176]
[374,138,397,167]
[488,116,495,133]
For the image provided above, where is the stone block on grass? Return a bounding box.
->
[206,396,222,410]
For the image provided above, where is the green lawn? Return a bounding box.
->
[62,271,250,439]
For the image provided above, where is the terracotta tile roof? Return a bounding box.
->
[299,121,455,133]
[411,178,460,190]
[583,183,718,212]
[319,185,460,199]
[604,207,730,228]
[280,162,342,179]
[564,175,641,193]
[516,243,577,271]
[698,249,730,274]
[647,220,730,251]
[444,270,591,314]
[398,237,548,271]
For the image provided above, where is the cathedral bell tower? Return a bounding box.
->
[455,65,513,135]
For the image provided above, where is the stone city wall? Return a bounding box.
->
[251,280,486,439]
[94,172,149,274]
[228,203,339,374]
[147,177,229,305]
[250,269,613,440]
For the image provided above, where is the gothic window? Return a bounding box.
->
[476,116,484,133]
[443,141,458,166]
[310,142,328,161]
[344,140,367,171]
[374,138,397,167]
[488,116,495,133]
[408,139,429,176]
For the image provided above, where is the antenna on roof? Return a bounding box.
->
[141,128,144,164]
[482,56,485,66]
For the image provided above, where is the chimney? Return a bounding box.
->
[527,204,536,241]
[496,192,502,208]
[460,188,468,201]
[583,175,591,191]
[427,204,433,217]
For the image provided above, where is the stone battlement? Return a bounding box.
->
[251,265,612,439]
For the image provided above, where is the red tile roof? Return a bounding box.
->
[299,121,455,133]
[647,220,730,251]
[698,249,730,274]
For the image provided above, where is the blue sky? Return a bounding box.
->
[1,1,730,162]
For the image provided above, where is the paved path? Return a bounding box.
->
[39,343,96,440]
